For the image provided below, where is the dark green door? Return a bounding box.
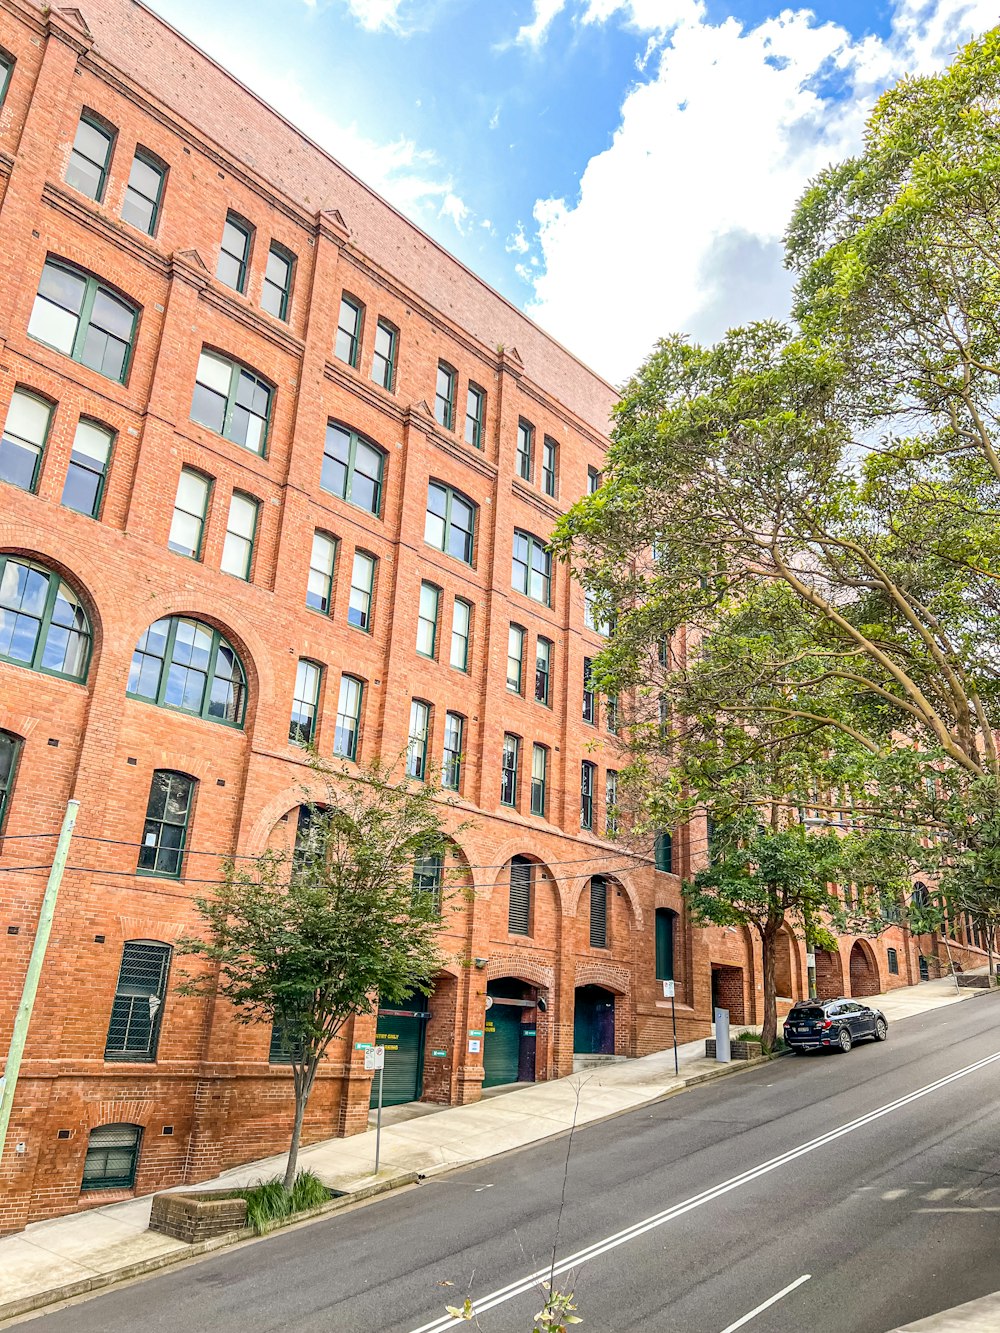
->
[482,1003,522,1087]
[574,985,615,1055]
[371,1010,426,1108]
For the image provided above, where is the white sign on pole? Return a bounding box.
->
[364,1045,385,1071]
[806,952,816,969]
[662,979,675,999]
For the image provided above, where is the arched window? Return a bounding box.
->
[655,908,676,981]
[127,616,246,725]
[0,555,91,681]
[29,258,139,384]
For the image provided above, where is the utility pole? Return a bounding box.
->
[0,801,79,1160]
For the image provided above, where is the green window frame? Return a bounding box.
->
[262,243,294,320]
[66,111,115,202]
[217,212,253,293]
[501,733,520,808]
[535,636,552,705]
[81,1124,142,1192]
[127,616,246,726]
[443,711,464,792]
[269,1020,305,1065]
[507,624,525,694]
[221,491,258,581]
[435,362,456,430]
[887,946,899,975]
[290,658,322,745]
[581,760,595,830]
[587,466,602,494]
[450,597,471,671]
[29,258,139,384]
[516,419,533,481]
[542,435,558,497]
[590,876,608,948]
[0,50,14,107]
[371,318,397,391]
[167,467,211,560]
[62,418,114,518]
[465,383,485,448]
[416,582,440,658]
[0,555,91,681]
[334,675,363,759]
[531,743,547,817]
[0,388,53,494]
[335,295,364,367]
[511,529,551,605]
[407,699,431,780]
[508,855,531,935]
[583,658,596,724]
[425,481,476,565]
[307,530,337,614]
[655,908,675,981]
[607,693,619,735]
[413,853,443,916]
[191,348,271,454]
[606,770,618,838]
[584,588,609,635]
[104,940,171,1061]
[321,421,385,516]
[0,729,22,833]
[137,770,194,878]
[654,831,673,873]
[348,550,376,630]
[121,149,166,236]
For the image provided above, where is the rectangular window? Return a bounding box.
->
[416,582,440,658]
[516,419,533,481]
[121,150,165,235]
[501,733,520,807]
[0,389,52,494]
[583,659,596,724]
[509,856,531,935]
[81,1124,142,1191]
[425,482,476,565]
[655,909,674,980]
[535,637,552,705]
[29,259,139,384]
[531,744,547,818]
[137,770,194,878]
[269,1021,305,1065]
[581,761,595,830]
[407,700,430,780]
[62,418,113,516]
[0,730,22,832]
[450,598,471,671]
[542,436,558,497]
[507,624,525,694]
[413,854,443,916]
[371,319,397,391]
[66,113,114,202]
[307,531,337,614]
[654,832,673,873]
[221,492,258,580]
[887,947,899,975]
[168,468,210,559]
[261,244,294,320]
[348,550,375,630]
[511,530,551,605]
[435,362,456,429]
[587,466,602,494]
[321,423,385,516]
[465,384,485,448]
[191,349,271,455]
[334,674,363,759]
[290,659,321,745]
[584,589,609,635]
[607,693,619,735]
[104,941,171,1061]
[335,295,364,366]
[217,212,253,293]
[590,876,607,948]
[443,711,464,791]
[0,52,14,107]
[606,770,618,838]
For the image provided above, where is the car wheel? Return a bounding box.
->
[837,1027,853,1053]
[874,1018,888,1042]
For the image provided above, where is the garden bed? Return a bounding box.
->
[149,1171,339,1243]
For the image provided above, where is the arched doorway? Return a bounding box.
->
[574,985,616,1055]
[849,941,880,997]
[483,978,538,1088]
[815,949,843,1000]
[370,989,431,1108]
[774,931,795,999]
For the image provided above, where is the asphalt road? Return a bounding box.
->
[16,993,1000,1333]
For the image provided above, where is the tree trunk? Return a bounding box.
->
[283,1063,316,1191]
[760,920,780,1052]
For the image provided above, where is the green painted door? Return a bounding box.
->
[371,1011,426,1107]
[482,1004,522,1087]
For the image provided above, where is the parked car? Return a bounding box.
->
[783,997,888,1053]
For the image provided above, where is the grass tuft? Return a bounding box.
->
[242,1170,331,1234]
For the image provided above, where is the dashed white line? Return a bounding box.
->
[719,1274,811,1332]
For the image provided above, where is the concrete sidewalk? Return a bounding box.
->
[0,973,978,1319]
[891,1290,1000,1331]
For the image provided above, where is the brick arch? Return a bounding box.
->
[574,960,630,996]
[815,947,845,1000]
[486,955,554,990]
[564,870,643,932]
[849,939,881,998]
[84,1099,154,1130]
[241,779,346,856]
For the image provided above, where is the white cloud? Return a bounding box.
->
[506,223,530,254]
[440,191,472,233]
[343,0,406,32]
[522,0,999,382]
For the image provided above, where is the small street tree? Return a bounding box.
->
[179,757,459,1190]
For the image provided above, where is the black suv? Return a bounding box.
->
[783,997,888,1053]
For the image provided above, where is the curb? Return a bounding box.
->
[0,1171,419,1325]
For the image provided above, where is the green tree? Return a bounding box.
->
[179,757,460,1189]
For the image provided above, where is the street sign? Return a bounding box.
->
[662,979,675,998]
[363,1045,385,1071]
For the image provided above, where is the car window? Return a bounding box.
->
[793,1006,826,1020]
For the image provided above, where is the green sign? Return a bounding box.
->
[354,1042,373,1050]
[468,1029,483,1037]
[431,1049,448,1057]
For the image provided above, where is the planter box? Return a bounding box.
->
[957,974,994,989]
[704,1038,763,1060]
[149,1191,247,1243]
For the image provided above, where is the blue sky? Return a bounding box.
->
[147,0,995,382]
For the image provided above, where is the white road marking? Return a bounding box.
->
[407,1050,1000,1333]
[719,1274,811,1333]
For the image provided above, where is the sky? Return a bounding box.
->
[146,0,998,385]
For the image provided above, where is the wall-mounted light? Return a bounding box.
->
[474,957,488,969]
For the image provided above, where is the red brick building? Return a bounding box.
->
[0,0,986,1233]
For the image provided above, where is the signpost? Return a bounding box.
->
[662,979,679,1076]
[364,1044,385,1172]
[714,1008,731,1063]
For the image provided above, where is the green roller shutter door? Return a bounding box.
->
[482,1004,522,1088]
[371,1012,426,1107]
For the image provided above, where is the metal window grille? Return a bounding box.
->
[104,941,171,1060]
[81,1123,141,1191]
[269,1020,305,1064]
[509,856,531,935]
[590,877,608,948]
